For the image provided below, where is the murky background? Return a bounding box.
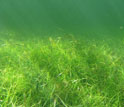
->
[0,0,124,36]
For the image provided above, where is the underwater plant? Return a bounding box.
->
[0,34,124,106]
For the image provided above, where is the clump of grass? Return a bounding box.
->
[0,34,124,106]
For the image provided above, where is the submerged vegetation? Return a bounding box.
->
[0,33,124,106]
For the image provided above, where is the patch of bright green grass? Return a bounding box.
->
[0,33,124,106]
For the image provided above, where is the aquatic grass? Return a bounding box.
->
[0,34,124,106]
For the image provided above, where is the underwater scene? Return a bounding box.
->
[0,0,124,106]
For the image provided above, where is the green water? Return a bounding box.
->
[0,0,124,35]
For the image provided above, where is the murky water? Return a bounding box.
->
[0,0,124,36]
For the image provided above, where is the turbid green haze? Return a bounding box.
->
[0,0,124,35]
